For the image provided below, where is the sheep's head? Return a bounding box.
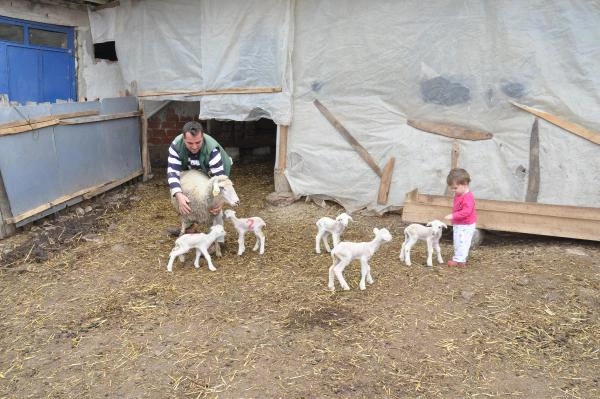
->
[223,209,236,219]
[336,212,354,227]
[373,227,392,242]
[211,176,240,207]
[426,220,448,235]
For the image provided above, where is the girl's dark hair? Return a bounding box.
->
[446,168,471,185]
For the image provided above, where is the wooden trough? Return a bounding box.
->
[402,189,600,241]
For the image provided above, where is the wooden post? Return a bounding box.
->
[444,140,461,196]
[139,99,151,181]
[525,118,540,202]
[274,125,291,192]
[0,169,16,239]
[377,157,395,205]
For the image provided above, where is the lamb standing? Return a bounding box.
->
[399,220,447,267]
[166,225,227,272]
[223,209,266,255]
[329,227,392,291]
[171,170,239,257]
[315,212,353,254]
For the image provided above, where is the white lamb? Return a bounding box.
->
[171,170,239,257]
[166,225,226,272]
[328,227,392,291]
[399,220,447,267]
[315,212,354,254]
[223,209,266,255]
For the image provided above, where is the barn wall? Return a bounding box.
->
[0,0,126,102]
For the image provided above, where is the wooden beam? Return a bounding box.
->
[510,101,600,146]
[407,119,493,141]
[526,118,540,202]
[0,169,16,239]
[313,99,382,177]
[0,119,59,136]
[377,157,395,205]
[58,111,141,125]
[138,100,151,181]
[5,170,143,225]
[0,110,99,130]
[444,140,461,196]
[137,87,282,98]
[277,125,289,171]
[402,189,600,241]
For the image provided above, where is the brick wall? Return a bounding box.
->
[148,101,277,169]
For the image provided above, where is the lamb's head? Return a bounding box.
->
[223,209,236,219]
[373,227,392,242]
[209,224,226,240]
[335,212,354,227]
[210,175,240,207]
[426,220,447,236]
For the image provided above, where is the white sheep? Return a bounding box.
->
[315,212,354,254]
[328,227,392,291]
[166,225,226,272]
[399,220,447,267]
[223,209,266,255]
[171,170,239,257]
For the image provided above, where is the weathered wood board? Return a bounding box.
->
[402,189,600,241]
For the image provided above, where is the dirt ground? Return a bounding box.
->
[0,161,598,399]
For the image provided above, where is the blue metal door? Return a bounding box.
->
[0,16,75,104]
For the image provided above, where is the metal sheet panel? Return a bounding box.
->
[0,97,141,221]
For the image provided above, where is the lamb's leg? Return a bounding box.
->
[167,247,189,272]
[359,258,372,290]
[315,230,325,254]
[332,233,340,248]
[328,258,338,291]
[403,238,416,266]
[193,248,203,268]
[212,213,224,257]
[333,258,351,291]
[237,232,246,256]
[323,234,332,253]
[253,229,265,254]
[399,241,406,261]
[435,240,444,264]
[426,239,434,267]
[199,248,217,271]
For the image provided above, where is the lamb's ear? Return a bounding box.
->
[426,221,432,226]
[212,178,220,197]
[442,223,448,229]
[373,227,379,234]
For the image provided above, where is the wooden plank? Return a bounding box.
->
[444,140,461,196]
[402,189,600,241]
[277,125,289,171]
[58,111,141,125]
[526,118,540,202]
[377,157,395,205]
[5,170,143,225]
[0,119,59,136]
[0,169,16,239]
[137,87,282,98]
[83,170,143,199]
[313,99,383,177]
[407,119,493,141]
[510,101,600,146]
[0,110,99,130]
[139,99,151,181]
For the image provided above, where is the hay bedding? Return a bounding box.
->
[0,162,598,398]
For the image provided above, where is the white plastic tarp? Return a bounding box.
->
[287,0,600,213]
[89,0,600,212]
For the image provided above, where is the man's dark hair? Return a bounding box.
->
[182,121,204,137]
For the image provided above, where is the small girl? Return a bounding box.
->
[444,168,477,267]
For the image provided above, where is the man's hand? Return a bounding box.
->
[209,203,223,215]
[176,192,192,215]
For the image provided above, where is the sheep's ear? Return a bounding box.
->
[212,179,220,197]
[373,227,379,234]
[426,221,432,226]
[442,223,448,229]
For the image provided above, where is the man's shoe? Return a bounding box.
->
[447,260,466,267]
